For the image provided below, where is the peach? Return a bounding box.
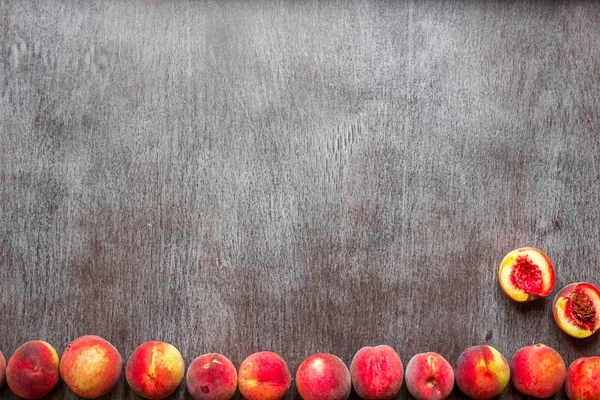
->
[350,345,403,400]
[511,343,566,398]
[237,351,291,400]
[295,353,351,400]
[565,357,600,400]
[60,335,122,398]
[5,340,60,399]
[455,345,510,400]
[553,282,600,338]
[186,353,237,400]
[126,341,185,399]
[498,247,555,302]
[405,352,454,400]
[0,350,5,388]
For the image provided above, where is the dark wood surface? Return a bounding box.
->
[2,1,600,399]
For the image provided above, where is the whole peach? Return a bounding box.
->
[238,351,291,400]
[6,340,60,399]
[565,357,600,400]
[405,352,454,400]
[350,345,403,400]
[455,345,510,400]
[0,351,5,387]
[126,341,185,399]
[511,344,566,398]
[186,353,237,400]
[296,353,351,400]
[60,335,122,398]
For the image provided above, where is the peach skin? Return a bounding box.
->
[510,344,566,398]
[0,350,5,388]
[60,335,122,399]
[6,340,60,399]
[565,357,600,400]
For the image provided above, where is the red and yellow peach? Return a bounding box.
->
[126,341,185,399]
[565,356,600,400]
[186,353,237,400]
[553,282,600,338]
[498,247,555,302]
[455,345,510,400]
[405,352,454,400]
[350,345,403,400]
[60,335,122,398]
[511,344,566,398]
[295,353,351,400]
[237,351,291,400]
[5,340,60,399]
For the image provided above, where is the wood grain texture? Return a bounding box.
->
[1,1,600,399]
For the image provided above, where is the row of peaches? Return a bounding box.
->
[0,336,598,400]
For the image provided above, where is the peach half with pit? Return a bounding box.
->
[553,282,600,338]
[455,345,510,400]
[498,247,555,302]
[295,353,351,400]
[60,335,122,399]
[186,353,237,400]
[511,343,566,398]
[405,352,454,400]
[237,351,291,400]
[350,345,403,400]
[6,340,60,399]
[565,356,600,400]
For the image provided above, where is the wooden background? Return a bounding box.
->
[1,1,600,399]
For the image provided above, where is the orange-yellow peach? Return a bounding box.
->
[350,345,403,400]
[565,357,600,400]
[0,350,5,388]
[553,282,600,338]
[295,353,351,400]
[126,341,185,399]
[511,344,566,398]
[498,247,555,302]
[5,340,60,399]
[237,351,291,400]
[60,335,122,398]
[405,352,454,400]
[186,353,237,400]
[455,345,510,400]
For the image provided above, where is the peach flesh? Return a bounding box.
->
[405,352,454,400]
[553,282,600,338]
[237,351,291,400]
[186,353,237,400]
[350,345,403,400]
[455,345,510,400]
[126,341,185,400]
[6,340,60,399]
[565,356,600,400]
[60,335,122,399]
[295,353,351,400]
[510,344,566,398]
[498,247,555,302]
[0,351,5,388]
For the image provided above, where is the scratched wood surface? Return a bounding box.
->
[1,1,600,399]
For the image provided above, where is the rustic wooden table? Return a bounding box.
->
[1,1,600,399]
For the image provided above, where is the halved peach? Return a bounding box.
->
[498,247,555,302]
[553,282,600,338]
